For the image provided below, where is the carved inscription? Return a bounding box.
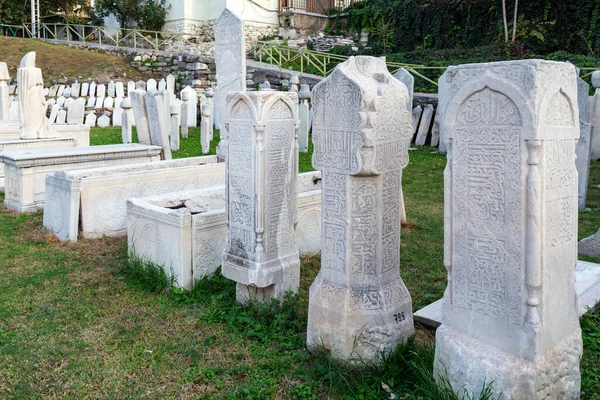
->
[546,197,574,248]
[545,140,575,191]
[351,179,377,276]
[545,91,574,126]
[453,87,523,325]
[322,171,347,274]
[382,172,401,274]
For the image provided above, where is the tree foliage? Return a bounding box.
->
[0,0,88,24]
[91,0,170,31]
[343,0,600,56]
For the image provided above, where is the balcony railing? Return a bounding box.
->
[279,0,355,14]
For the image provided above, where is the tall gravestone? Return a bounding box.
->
[214,8,246,162]
[434,60,582,399]
[306,56,414,364]
[576,76,592,210]
[298,84,311,153]
[0,62,9,121]
[130,90,152,145]
[394,68,414,112]
[221,90,300,304]
[120,97,133,144]
[145,89,172,160]
[17,52,55,139]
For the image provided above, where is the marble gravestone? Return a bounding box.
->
[415,104,434,146]
[96,84,106,98]
[200,104,211,154]
[120,98,133,144]
[394,68,414,112]
[306,56,414,364]
[214,7,246,161]
[0,62,9,121]
[17,52,56,139]
[145,89,172,160]
[298,84,311,153]
[576,76,592,210]
[205,87,215,139]
[67,98,85,124]
[221,90,300,304]
[181,86,198,128]
[130,90,152,145]
[434,60,582,399]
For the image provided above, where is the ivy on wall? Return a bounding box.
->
[343,0,600,56]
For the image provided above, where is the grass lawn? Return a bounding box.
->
[0,128,598,398]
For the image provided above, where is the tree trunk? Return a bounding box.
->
[512,0,519,42]
[502,0,509,42]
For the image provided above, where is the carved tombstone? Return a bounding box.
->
[221,90,300,304]
[169,103,180,151]
[298,84,311,153]
[306,56,414,364]
[145,89,172,160]
[120,97,133,144]
[0,62,9,121]
[434,60,582,399]
[130,90,152,145]
[205,87,215,139]
[17,52,55,139]
[180,89,190,139]
[394,67,414,112]
[201,104,211,154]
[576,76,592,210]
[214,8,246,161]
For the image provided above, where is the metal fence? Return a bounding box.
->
[279,0,355,14]
[0,23,212,53]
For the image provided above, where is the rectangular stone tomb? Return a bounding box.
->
[0,137,79,189]
[0,122,90,145]
[43,156,221,242]
[127,171,322,290]
[2,144,162,212]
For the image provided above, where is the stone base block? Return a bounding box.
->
[434,325,582,400]
[235,267,300,304]
[306,275,414,364]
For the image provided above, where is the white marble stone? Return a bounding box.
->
[222,90,300,304]
[205,87,215,139]
[394,68,414,111]
[127,171,322,290]
[158,78,166,92]
[298,84,310,153]
[306,56,414,365]
[200,104,211,154]
[49,85,58,97]
[94,97,104,108]
[180,88,190,139]
[84,113,97,127]
[48,104,60,124]
[81,82,89,97]
[57,85,65,97]
[17,52,55,140]
[43,156,220,242]
[0,62,9,122]
[136,80,146,91]
[415,104,433,146]
[112,97,123,127]
[181,86,197,128]
[103,97,114,109]
[56,110,67,124]
[579,227,600,259]
[63,86,71,98]
[214,7,246,161]
[434,60,582,399]
[145,90,172,159]
[127,81,135,96]
[86,97,95,108]
[120,98,133,143]
[67,98,86,125]
[63,97,75,109]
[89,81,96,98]
[96,84,106,98]
[576,77,592,210]
[437,71,448,154]
[410,105,422,139]
[166,74,175,95]
[130,90,152,145]
[170,103,180,151]
[147,79,157,92]
[97,114,111,128]
[107,80,116,97]
[43,88,49,96]
[115,82,125,98]
[8,99,18,121]
[70,81,80,98]
[589,71,600,160]
[2,144,162,212]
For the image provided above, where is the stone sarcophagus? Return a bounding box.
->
[221,90,300,304]
[435,60,582,399]
[306,56,414,364]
